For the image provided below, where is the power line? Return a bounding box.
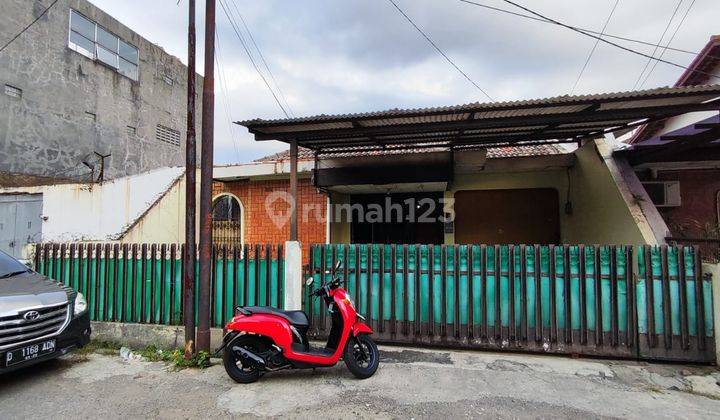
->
[633,0,684,90]
[387,0,494,101]
[215,32,241,162]
[229,0,294,117]
[0,0,59,54]
[218,0,290,117]
[570,0,620,94]
[640,0,696,88]
[458,0,703,57]
[498,0,720,83]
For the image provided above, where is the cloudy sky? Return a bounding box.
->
[89,0,719,164]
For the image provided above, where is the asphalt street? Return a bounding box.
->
[2,344,720,419]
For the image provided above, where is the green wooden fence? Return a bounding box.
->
[307,244,715,362]
[34,243,284,328]
[32,241,715,362]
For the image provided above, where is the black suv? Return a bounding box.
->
[0,250,90,373]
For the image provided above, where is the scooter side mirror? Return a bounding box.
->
[305,277,314,286]
[333,260,342,272]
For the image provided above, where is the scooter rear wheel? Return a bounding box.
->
[223,335,266,384]
[344,334,379,379]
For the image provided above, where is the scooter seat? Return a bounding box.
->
[241,306,309,327]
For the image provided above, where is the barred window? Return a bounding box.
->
[212,195,242,222]
[68,10,139,81]
[212,195,243,247]
[156,124,180,146]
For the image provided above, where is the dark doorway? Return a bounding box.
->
[350,193,444,244]
[454,188,560,244]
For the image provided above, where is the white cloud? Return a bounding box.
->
[88,0,720,164]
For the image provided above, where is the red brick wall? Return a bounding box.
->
[212,178,327,263]
[638,169,720,234]
[638,169,720,260]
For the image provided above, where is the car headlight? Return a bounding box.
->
[74,292,88,316]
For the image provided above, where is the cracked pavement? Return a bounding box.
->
[1,345,720,419]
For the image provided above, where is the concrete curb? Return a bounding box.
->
[91,321,226,350]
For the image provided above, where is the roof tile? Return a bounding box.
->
[254,144,564,162]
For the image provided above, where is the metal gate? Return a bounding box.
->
[306,244,715,363]
[0,194,42,259]
[637,245,714,362]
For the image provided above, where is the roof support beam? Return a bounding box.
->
[629,126,720,164]
[694,122,720,129]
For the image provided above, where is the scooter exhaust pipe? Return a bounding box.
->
[231,346,266,369]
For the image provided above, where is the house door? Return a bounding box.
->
[454,189,560,244]
[0,194,43,259]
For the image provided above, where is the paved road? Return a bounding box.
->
[2,345,720,419]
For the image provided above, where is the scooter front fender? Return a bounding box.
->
[351,320,374,336]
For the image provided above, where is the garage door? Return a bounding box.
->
[0,194,43,259]
[454,189,560,244]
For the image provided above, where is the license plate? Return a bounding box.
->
[4,339,56,367]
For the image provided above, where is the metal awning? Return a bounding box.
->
[237,85,720,155]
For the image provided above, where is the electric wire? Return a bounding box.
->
[0,0,59,54]
[387,0,494,101]
[497,0,720,82]
[215,32,241,162]
[218,0,290,117]
[639,0,696,88]
[570,0,620,94]
[229,0,294,117]
[458,0,705,57]
[632,0,684,90]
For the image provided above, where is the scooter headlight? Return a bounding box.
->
[74,292,88,316]
[343,295,355,309]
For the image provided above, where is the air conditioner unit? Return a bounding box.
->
[641,181,681,207]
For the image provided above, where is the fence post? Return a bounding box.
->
[703,262,720,365]
[284,241,302,310]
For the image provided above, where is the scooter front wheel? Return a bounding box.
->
[344,334,379,379]
[223,335,266,384]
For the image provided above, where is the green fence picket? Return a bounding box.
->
[35,243,284,329]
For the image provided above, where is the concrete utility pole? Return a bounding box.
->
[197,0,216,353]
[183,0,197,358]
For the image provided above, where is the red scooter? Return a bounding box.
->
[219,261,379,383]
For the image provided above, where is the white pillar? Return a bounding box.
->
[284,241,303,310]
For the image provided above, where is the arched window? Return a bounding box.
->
[212,194,243,246]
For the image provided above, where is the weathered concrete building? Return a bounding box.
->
[0,0,201,187]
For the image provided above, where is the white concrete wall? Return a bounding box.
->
[0,167,183,243]
[283,241,303,310]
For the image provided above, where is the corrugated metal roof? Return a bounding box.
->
[238,85,720,154]
[240,85,720,126]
